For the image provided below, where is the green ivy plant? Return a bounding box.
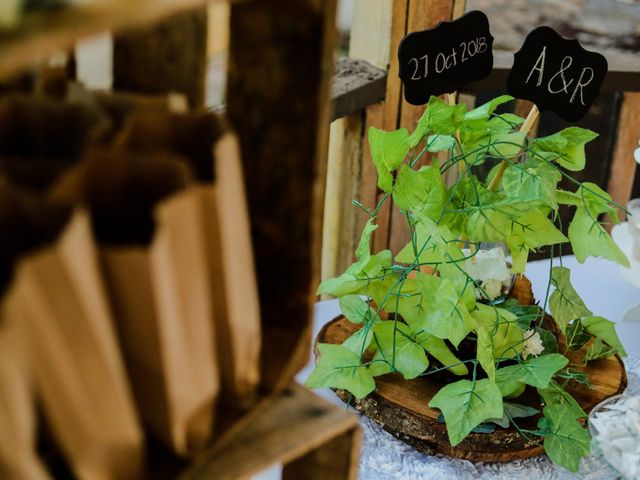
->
[306,95,630,472]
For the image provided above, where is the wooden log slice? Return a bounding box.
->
[315,277,628,463]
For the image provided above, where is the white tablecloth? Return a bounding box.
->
[292,255,640,479]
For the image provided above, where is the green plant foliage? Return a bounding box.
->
[565,321,591,351]
[429,378,503,446]
[582,316,626,356]
[369,322,429,379]
[392,165,447,220]
[537,381,587,420]
[502,158,562,209]
[495,354,568,389]
[539,404,591,472]
[562,183,630,267]
[487,402,539,428]
[307,95,627,471]
[369,127,410,192]
[305,344,375,399]
[534,127,598,171]
[339,295,373,324]
[549,266,592,333]
[407,96,466,147]
[473,303,524,381]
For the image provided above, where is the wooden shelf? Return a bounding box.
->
[181,384,360,480]
[0,0,241,79]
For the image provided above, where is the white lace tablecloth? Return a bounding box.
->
[292,255,640,480]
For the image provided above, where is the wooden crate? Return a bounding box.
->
[0,0,360,478]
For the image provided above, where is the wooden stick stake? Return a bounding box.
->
[487,104,540,192]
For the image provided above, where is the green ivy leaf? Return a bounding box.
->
[396,213,464,265]
[392,164,447,219]
[486,113,524,133]
[495,354,568,389]
[585,338,616,361]
[369,127,410,192]
[537,381,586,419]
[407,96,466,147]
[414,331,469,376]
[392,273,437,326]
[472,304,525,380]
[569,206,630,267]
[536,327,559,354]
[369,322,429,379]
[487,402,539,428]
[464,95,514,127]
[305,343,375,399]
[565,320,592,351]
[339,295,374,324]
[502,159,562,209]
[534,127,598,172]
[342,325,375,355]
[476,326,497,382]
[505,211,568,273]
[496,375,525,399]
[426,134,456,153]
[581,316,626,357]
[539,404,590,472]
[317,219,394,298]
[418,278,474,347]
[429,378,503,446]
[549,266,592,334]
[498,299,541,330]
[487,131,527,159]
[558,183,616,216]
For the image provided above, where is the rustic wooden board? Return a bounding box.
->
[331,58,386,121]
[227,0,337,394]
[113,9,208,107]
[606,92,640,223]
[0,0,237,80]
[181,384,360,480]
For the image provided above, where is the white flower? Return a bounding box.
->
[479,279,503,301]
[522,329,544,359]
[462,247,511,283]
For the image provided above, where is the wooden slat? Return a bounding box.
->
[349,0,394,71]
[399,0,454,133]
[282,428,361,480]
[322,0,398,282]
[112,9,207,107]
[607,92,640,222]
[181,384,360,480]
[0,0,240,80]
[513,99,540,138]
[321,114,364,288]
[390,0,457,255]
[226,0,337,393]
[207,2,230,57]
[331,58,387,121]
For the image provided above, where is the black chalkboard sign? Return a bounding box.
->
[398,11,494,105]
[507,27,608,122]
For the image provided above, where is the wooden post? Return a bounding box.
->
[389,0,461,255]
[607,92,640,223]
[226,0,337,393]
[112,8,208,107]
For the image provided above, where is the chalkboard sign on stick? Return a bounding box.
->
[398,11,494,106]
[507,27,608,122]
